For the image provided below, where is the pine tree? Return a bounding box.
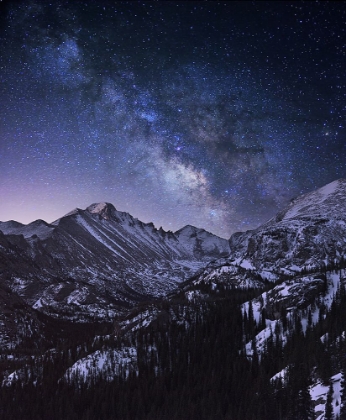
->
[287,340,314,420]
[247,300,255,338]
[325,381,334,420]
[296,377,315,420]
[340,349,346,420]
[341,372,346,419]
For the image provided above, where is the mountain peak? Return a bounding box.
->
[175,225,205,235]
[271,178,346,223]
[86,202,116,220]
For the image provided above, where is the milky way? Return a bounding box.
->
[0,1,345,237]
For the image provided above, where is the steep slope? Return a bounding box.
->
[0,202,229,319]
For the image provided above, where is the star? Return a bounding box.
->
[0,1,345,238]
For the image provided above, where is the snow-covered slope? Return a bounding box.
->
[64,346,138,382]
[273,179,344,222]
[175,225,229,260]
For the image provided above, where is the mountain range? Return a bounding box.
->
[2,179,346,419]
[0,202,229,322]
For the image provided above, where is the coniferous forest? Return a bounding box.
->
[1,271,346,420]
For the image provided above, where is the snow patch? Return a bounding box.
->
[64,347,138,383]
[310,373,342,420]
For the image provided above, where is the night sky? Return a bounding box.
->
[1,1,345,238]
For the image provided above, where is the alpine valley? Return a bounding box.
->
[2,180,346,419]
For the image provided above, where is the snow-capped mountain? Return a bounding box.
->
[191,179,346,289]
[0,202,229,319]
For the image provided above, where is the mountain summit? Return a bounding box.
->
[86,202,117,220]
[272,178,346,222]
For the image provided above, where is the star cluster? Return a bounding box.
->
[0,1,345,237]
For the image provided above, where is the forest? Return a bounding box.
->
[1,274,346,420]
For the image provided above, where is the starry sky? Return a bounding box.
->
[0,0,345,238]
